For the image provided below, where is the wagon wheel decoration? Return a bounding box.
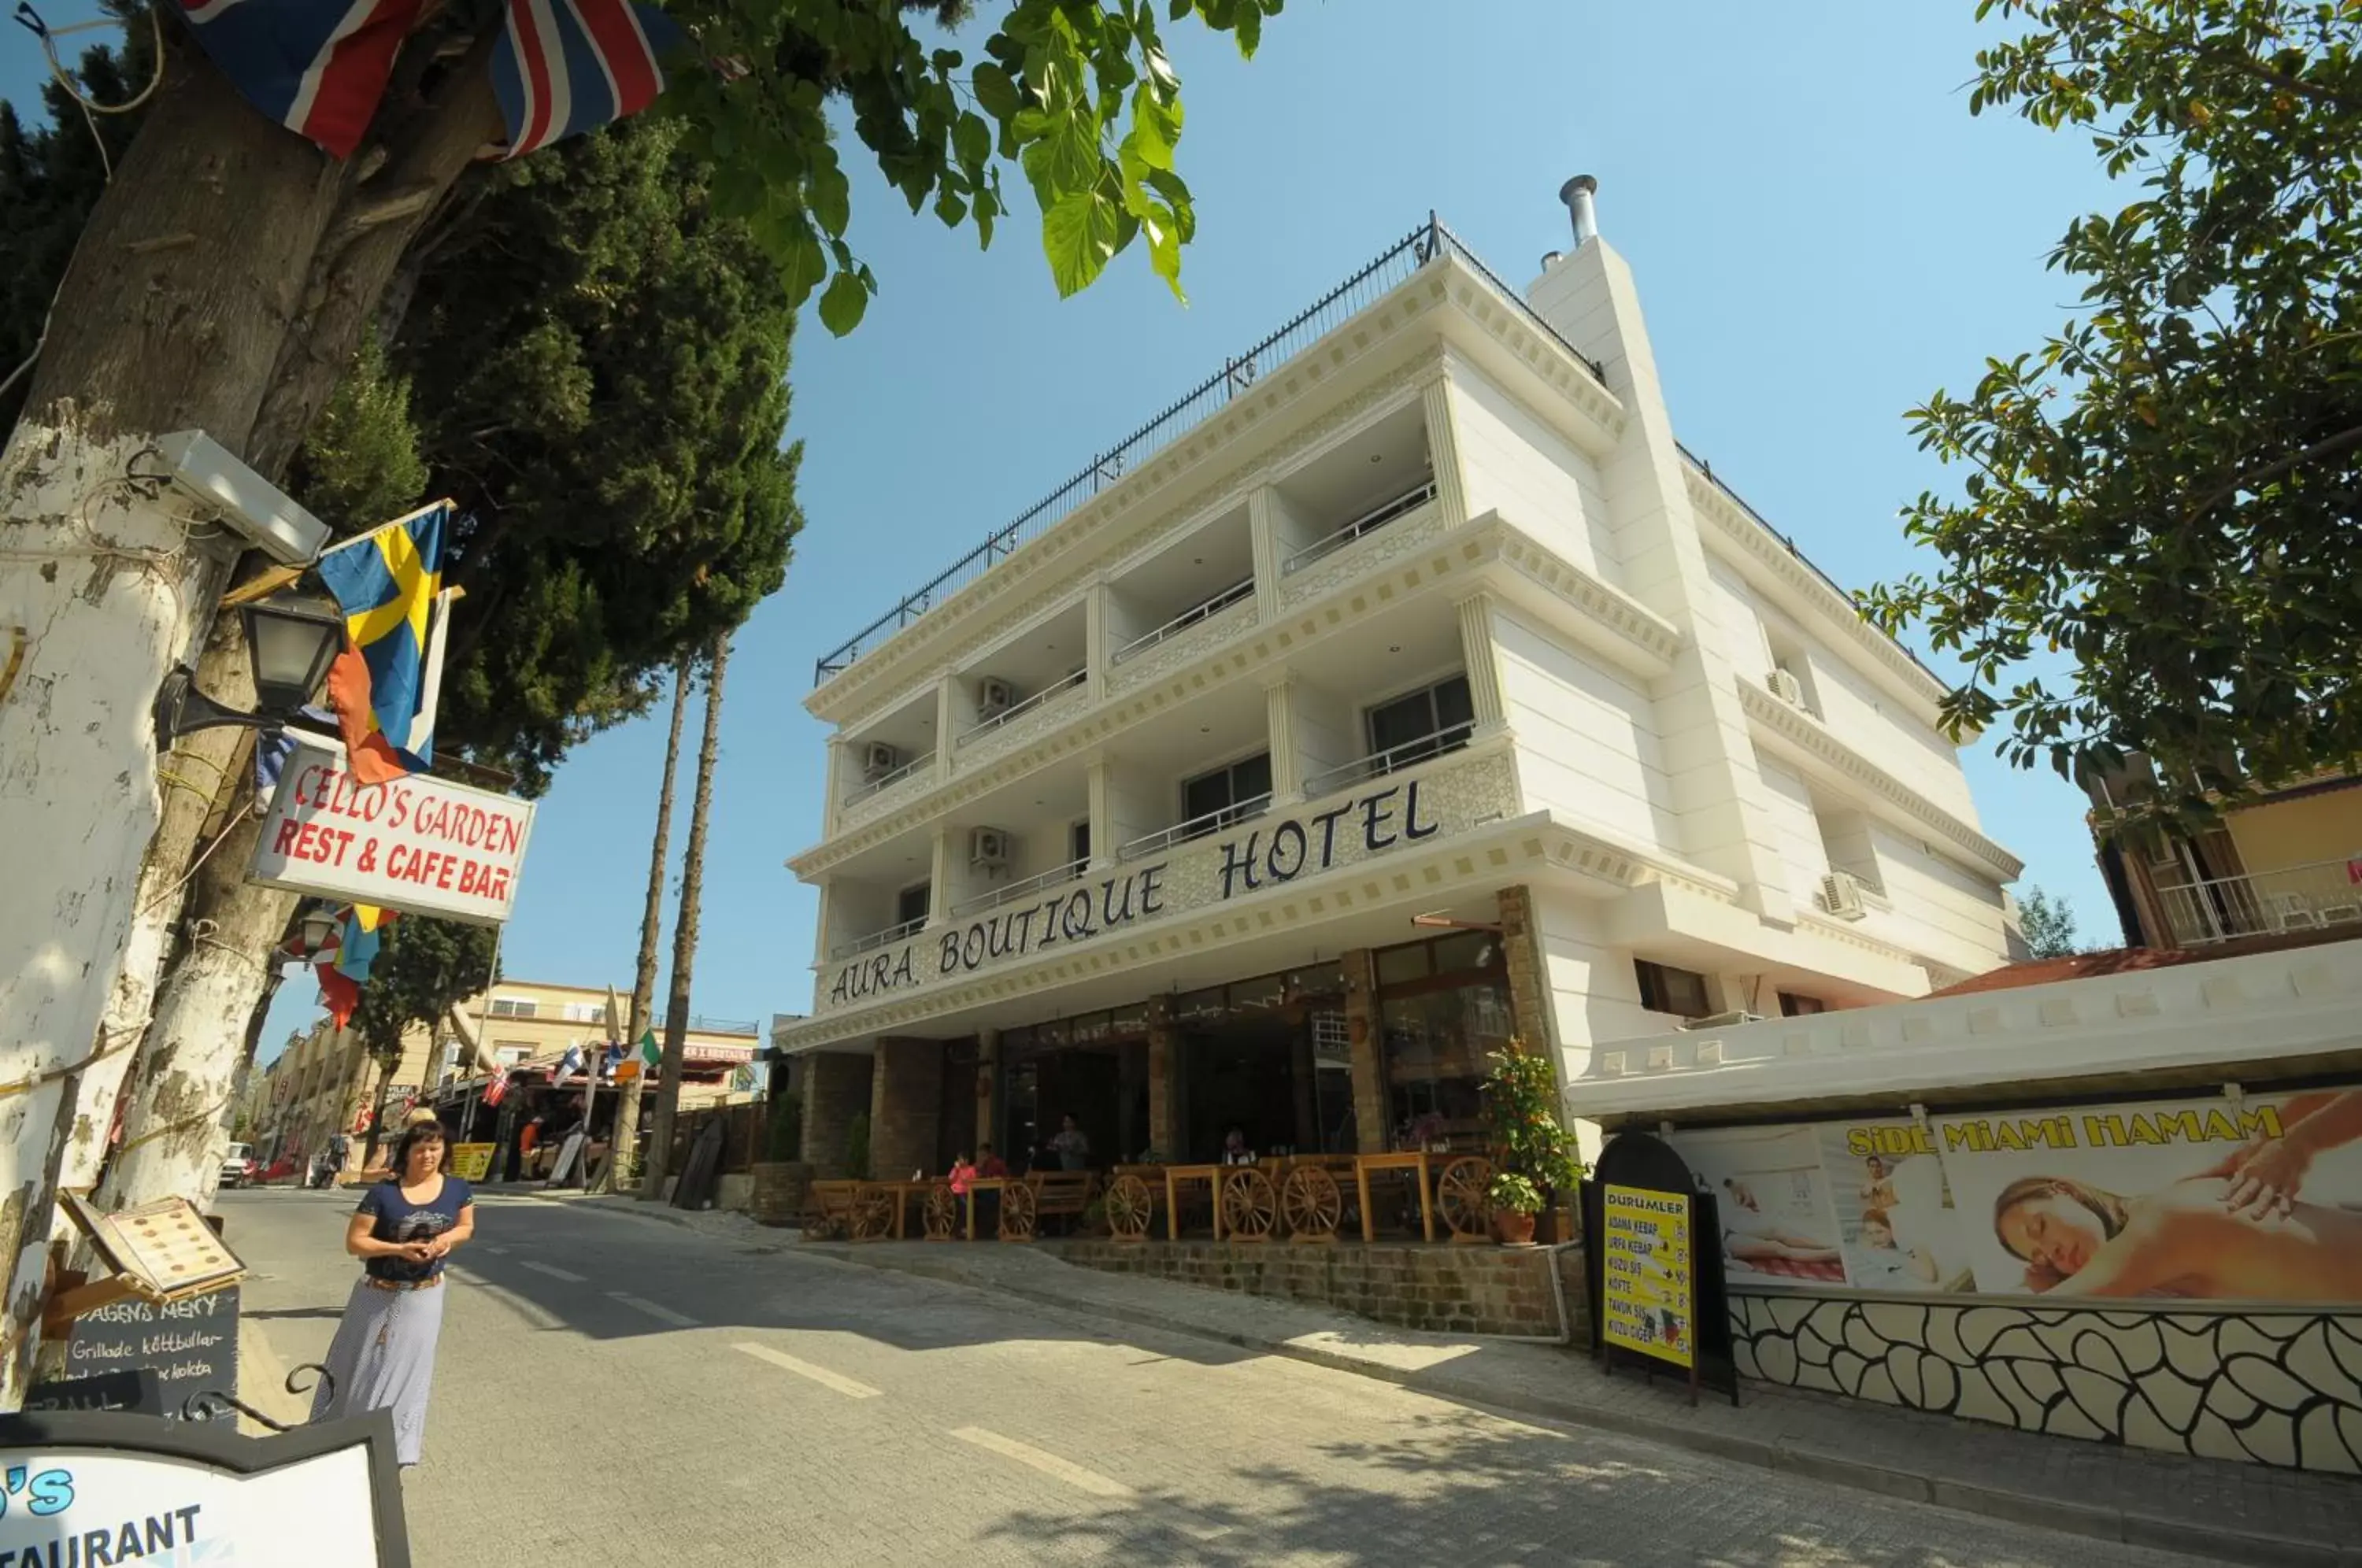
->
[850,1185,896,1241]
[922,1182,961,1241]
[1219,1167,1279,1241]
[1105,1174,1155,1241]
[998,1181,1039,1241]
[1280,1166,1343,1241]
[1436,1156,1494,1241]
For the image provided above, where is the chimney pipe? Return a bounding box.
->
[1540,250,1562,271]
[1559,175,1599,247]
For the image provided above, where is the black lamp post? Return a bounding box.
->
[154,589,346,742]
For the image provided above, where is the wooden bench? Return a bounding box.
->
[1023,1170,1099,1239]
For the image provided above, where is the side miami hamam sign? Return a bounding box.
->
[824,750,1513,1010]
[249,735,535,926]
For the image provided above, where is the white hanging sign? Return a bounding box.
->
[248,734,535,926]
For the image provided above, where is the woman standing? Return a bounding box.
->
[312,1121,475,1466]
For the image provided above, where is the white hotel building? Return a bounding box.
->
[774,183,2023,1181]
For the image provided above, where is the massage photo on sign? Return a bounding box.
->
[1664,1126,1846,1284]
[1938,1089,2362,1303]
[1816,1119,1978,1293]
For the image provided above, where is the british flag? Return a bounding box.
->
[491,0,684,160]
[172,0,680,163]
[176,0,424,159]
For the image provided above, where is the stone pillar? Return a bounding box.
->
[799,1050,872,1176]
[870,1037,943,1180]
[1247,486,1285,615]
[1496,883,1557,1061]
[1084,582,1111,704]
[1454,593,1506,728]
[1085,758,1115,870]
[975,1028,1001,1152]
[1264,675,1302,804]
[821,740,847,838]
[1341,949,1386,1152]
[1145,994,1179,1159]
[1422,375,1470,528]
[933,674,959,782]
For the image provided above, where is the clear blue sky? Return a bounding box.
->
[2,3,2126,1063]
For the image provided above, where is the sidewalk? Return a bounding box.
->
[789,1237,2357,1567]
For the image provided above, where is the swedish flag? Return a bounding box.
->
[317,501,448,782]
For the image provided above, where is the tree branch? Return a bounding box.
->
[2184,423,2362,521]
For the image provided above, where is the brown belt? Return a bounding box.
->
[365,1274,443,1292]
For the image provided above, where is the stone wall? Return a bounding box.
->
[1054,1240,1586,1341]
[1730,1290,2362,1475]
[871,1037,941,1181]
[800,1052,870,1176]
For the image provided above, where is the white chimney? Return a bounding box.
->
[1559,175,1599,247]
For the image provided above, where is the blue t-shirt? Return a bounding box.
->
[357,1177,472,1282]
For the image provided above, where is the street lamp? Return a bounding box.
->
[154,589,346,742]
[296,904,341,959]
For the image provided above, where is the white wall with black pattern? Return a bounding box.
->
[1729,1291,2362,1473]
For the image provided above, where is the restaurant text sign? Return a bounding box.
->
[1600,1185,1694,1370]
[249,736,535,926]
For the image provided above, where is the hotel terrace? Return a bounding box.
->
[772,183,2023,1182]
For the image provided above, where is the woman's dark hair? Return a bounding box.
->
[391,1122,450,1177]
[1991,1175,2128,1259]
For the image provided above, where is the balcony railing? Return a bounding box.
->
[953,858,1089,917]
[832,916,927,960]
[1303,724,1474,799]
[1119,793,1275,860]
[650,1013,763,1037]
[1111,578,1254,664]
[813,215,1608,685]
[842,748,935,808]
[957,669,1086,744]
[2154,856,2362,946]
[1281,475,1439,575]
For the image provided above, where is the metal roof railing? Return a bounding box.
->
[813,215,1608,686]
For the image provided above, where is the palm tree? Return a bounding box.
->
[606,652,692,1192]
[642,631,730,1200]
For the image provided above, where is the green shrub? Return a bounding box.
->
[766,1092,802,1163]
[843,1112,870,1181]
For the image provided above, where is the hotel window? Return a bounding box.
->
[488,998,538,1019]
[894,881,931,930]
[1180,752,1272,836]
[1375,932,1511,1152]
[1779,992,1827,1017]
[1365,675,1475,770]
[1069,819,1091,867]
[1635,960,1713,1019]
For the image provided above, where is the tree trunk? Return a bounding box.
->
[641,635,730,1202]
[611,653,691,1191]
[0,30,501,1403]
[94,812,299,1219]
[59,623,262,1198]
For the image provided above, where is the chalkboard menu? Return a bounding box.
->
[62,1289,239,1422]
[24,1368,164,1417]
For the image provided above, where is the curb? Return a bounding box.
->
[811,1247,2348,1568]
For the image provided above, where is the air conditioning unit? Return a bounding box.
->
[1677,1010,1764,1032]
[1765,668,1809,709]
[976,677,1017,719]
[969,827,1013,870]
[1820,871,1868,921]
[861,741,901,782]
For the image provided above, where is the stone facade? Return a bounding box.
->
[1053,1239,1586,1341]
[1495,883,1553,1056]
[1340,949,1385,1155]
[870,1037,941,1182]
[799,1052,871,1177]
[1731,1291,2362,1476]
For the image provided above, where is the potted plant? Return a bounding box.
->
[1482,1038,1585,1246]
[1486,1172,1545,1245]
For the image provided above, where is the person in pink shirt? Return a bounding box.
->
[949,1155,977,1197]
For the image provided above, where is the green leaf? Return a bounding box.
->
[953,111,992,169]
[973,63,1020,122]
[817,269,869,336]
[810,160,851,239]
[1042,187,1121,297]
[778,218,827,307]
[1235,2,1261,57]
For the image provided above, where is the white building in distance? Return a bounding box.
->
[773,180,2023,1181]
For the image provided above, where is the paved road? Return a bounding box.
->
[225,1189,2203,1567]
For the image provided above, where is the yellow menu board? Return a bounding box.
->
[1601,1183,1694,1370]
[450,1143,497,1182]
